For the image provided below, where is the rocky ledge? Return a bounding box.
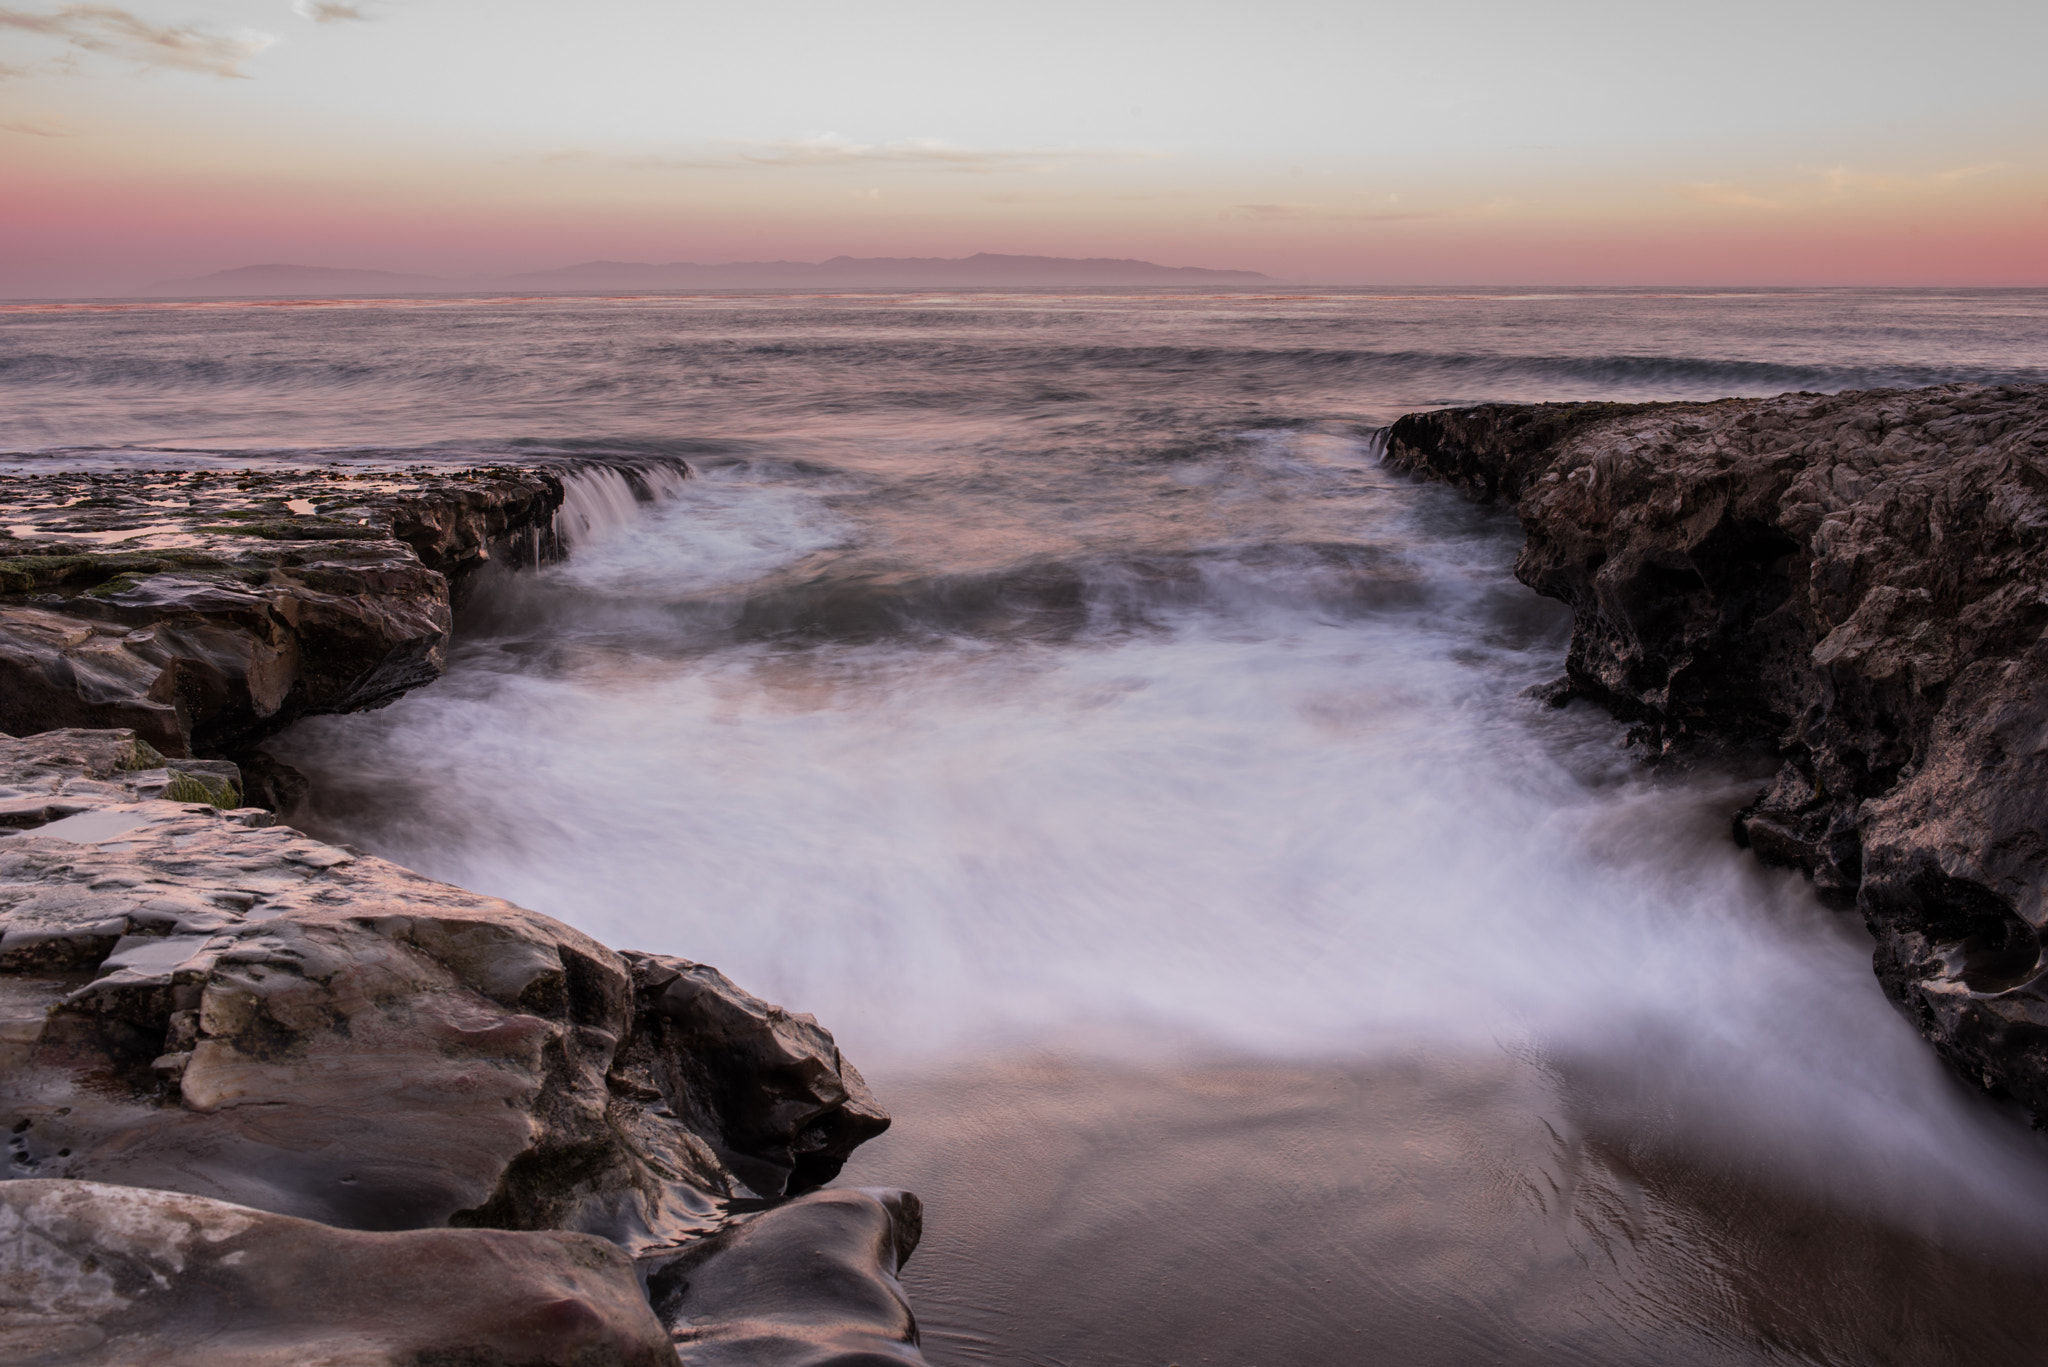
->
[0,458,649,803]
[1385,381,2048,1116]
[0,726,922,1364]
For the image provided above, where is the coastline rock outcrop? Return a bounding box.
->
[0,462,570,768]
[1384,381,2048,1115]
[0,727,918,1363]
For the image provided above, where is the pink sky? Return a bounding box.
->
[3,0,2044,294]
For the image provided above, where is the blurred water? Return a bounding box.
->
[11,288,2048,1364]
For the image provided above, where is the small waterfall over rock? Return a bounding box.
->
[553,461,692,548]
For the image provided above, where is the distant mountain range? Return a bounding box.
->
[156,253,1272,295]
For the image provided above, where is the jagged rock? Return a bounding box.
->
[1385,381,2048,1114]
[0,464,568,763]
[0,1179,676,1367]
[0,728,918,1362]
[616,953,891,1201]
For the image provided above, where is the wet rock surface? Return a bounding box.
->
[645,1188,924,1366]
[0,1180,677,1367]
[0,462,568,763]
[1385,381,2048,1115]
[0,728,918,1364]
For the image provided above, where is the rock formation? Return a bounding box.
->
[0,727,920,1364]
[1384,381,2048,1116]
[0,1180,678,1367]
[0,462,579,769]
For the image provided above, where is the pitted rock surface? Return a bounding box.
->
[1385,382,2048,1115]
[0,461,568,762]
[0,727,916,1364]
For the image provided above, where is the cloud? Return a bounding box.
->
[1673,182,1778,209]
[554,134,1159,175]
[1222,202,1446,224]
[0,5,277,77]
[1226,202,1320,222]
[1810,165,1913,196]
[291,0,370,21]
[1,111,72,133]
[1676,161,2009,212]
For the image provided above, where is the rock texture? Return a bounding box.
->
[0,727,917,1364]
[645,1187,924,1365]
[0,1180,676,1367]
[1384,382,2048,1115]
[0,463,567,766]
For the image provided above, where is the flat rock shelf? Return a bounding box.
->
[1,457,610,786]
[1386,380,2048,1118]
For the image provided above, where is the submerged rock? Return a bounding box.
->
[1385,381,2048,1115]
[0,727,919,1363]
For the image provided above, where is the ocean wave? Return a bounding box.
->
[3,338,2037,408]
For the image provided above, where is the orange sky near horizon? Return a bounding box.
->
[3,0,2044,295]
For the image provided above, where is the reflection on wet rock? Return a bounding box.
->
[0,727,916,1363]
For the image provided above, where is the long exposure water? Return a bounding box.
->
[9,288,2048,1364]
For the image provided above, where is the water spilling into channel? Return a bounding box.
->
[11,288,2048,1363]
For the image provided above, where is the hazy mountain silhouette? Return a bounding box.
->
[511,254,1271,287]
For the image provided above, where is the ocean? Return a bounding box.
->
[8,286,2048,1364]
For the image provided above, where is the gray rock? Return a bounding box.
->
[1384,381,2048,1114]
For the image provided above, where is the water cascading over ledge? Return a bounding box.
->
[0,457,689,773]
[0,457,926,1365]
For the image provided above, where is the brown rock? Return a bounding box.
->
[0,729,918,1362]
[646,1187,924,1366]
[0,1178,676,1366]
[0,464,569,763]
[1385,381,2048,1114]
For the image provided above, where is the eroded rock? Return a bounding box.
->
[1385,381,2048,1114]
[0,728,919,1362]
[0,463,568,763]
[645,1187,924,1366]
[0,1178,676,1367]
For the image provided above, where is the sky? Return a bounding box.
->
[2,0,2045,294]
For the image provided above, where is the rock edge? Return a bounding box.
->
[1384,381,2048,1117]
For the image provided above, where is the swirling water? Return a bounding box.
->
[9,288,2048,1364]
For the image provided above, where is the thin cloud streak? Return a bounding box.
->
[1224,203,1444,223]
[291,1,371,22]
[0,5,276,77]
[1,111,73,133]
[1937,162,2007,182]
[549,134,1161,175]
[1674,183,1779,209]
[1674,161,2015,210]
